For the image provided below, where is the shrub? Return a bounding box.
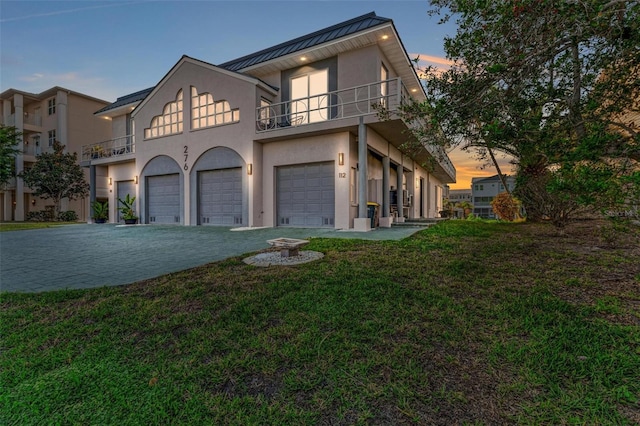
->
[26,209,54,222]
[57,210,78,222]
[491,192,521,221]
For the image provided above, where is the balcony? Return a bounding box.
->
[6,112,43,128]
[256,78,456,182]
[81,135,135,163]
[256,78,408,132]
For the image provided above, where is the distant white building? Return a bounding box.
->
[471,175,516,218]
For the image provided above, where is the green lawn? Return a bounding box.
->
[0,222,80,232]
[1,220,639,425]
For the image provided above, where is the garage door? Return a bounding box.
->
[117,180,135,223]
[198,168,242,225]
[147,174,180,224]
[277,162,334,227]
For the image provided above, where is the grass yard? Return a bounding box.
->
[1,220,639,425]
[0,222,79,232]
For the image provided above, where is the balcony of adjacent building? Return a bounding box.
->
[254,77,456,183]
[80,135,136,166]
[5,111,44,133]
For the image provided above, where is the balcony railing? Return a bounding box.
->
[81,135,135,162]
[5,113,43,127]
[256,78,408,132]
[256,78,456,181]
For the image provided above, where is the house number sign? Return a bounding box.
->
[183,145,189,170]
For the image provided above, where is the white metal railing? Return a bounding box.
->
[81,135,135,162]
[256,78,407,131]
[255,78,455,181]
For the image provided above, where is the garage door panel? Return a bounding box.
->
[277,162,334,228]
[199,168,242,226]
[147,174,181,224]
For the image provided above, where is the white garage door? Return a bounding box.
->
[147,174,180,224]
[198,168,242,226]
[277,162,334,227]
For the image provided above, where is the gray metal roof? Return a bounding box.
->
[94,87,153,115]
[219,12,392,72]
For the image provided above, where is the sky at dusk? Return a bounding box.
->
[0,0,514,189]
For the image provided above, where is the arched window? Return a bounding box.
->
[144,90,183,139]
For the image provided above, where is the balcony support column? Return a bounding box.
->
[354,116,371,231]
[89,165,96,223]
[14,95,25,222]
[396,162,404,223]
[378,156,392,227]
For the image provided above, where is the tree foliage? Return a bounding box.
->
[402,0,640,226]
[19,141,89,217]
[0,125,21,188]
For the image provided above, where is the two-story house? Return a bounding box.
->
[471,175,516,218]
[83,12,456,230]
[0,87,111,221]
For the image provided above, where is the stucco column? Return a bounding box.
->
[354,116,370,231]
[378,155,392,227]
[89,165,96,223]
[14,94,25,221]
[396,162,404,222]
[56,90,68,147]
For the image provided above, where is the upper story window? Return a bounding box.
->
[144,89,183,139]
[380,64,389,106]
[191,86,239,130]
[48,130,56,146]
[48,98,56,115]
[257,98,273,130]
[290,69,328,125]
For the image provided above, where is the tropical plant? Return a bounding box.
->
[91,201,109,221]
[117,194,138,221]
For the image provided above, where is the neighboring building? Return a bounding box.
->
[471,175,516,218]
[83,12,456,230]
[448,188,472,218]
[448,189,472,203]
[0,87,111,221]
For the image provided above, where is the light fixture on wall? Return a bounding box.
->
[338,152,344,166]
[31,199,36,206]
[416,178,420,188]
[134,176,138,184]
[247,164,253,175]
[109,177,112,185]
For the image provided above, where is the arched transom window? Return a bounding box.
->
[144,89,183,139]
[191,86,239,130]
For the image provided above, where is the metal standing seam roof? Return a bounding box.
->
[94,87,154,114]
[218,12,392,72]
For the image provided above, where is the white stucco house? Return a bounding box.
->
[83,12,456,230]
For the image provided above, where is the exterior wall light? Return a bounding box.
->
[247,164,253,175]
[109,177,112,185]
[31,199,36,206]
[134,176,138,184]
[338,152,344,166]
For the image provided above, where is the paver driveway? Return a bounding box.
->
[0,224,423,293]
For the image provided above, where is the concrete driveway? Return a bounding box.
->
[0,224,423,293]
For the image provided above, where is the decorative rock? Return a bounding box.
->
[243,250,324,267]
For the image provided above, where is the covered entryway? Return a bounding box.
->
[277,161,335,227]
[198,168,242,225]
[147,174,180,224]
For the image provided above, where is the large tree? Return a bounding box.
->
[0,125,21,188]
[401,0,640,224]
[19,141,89,218]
